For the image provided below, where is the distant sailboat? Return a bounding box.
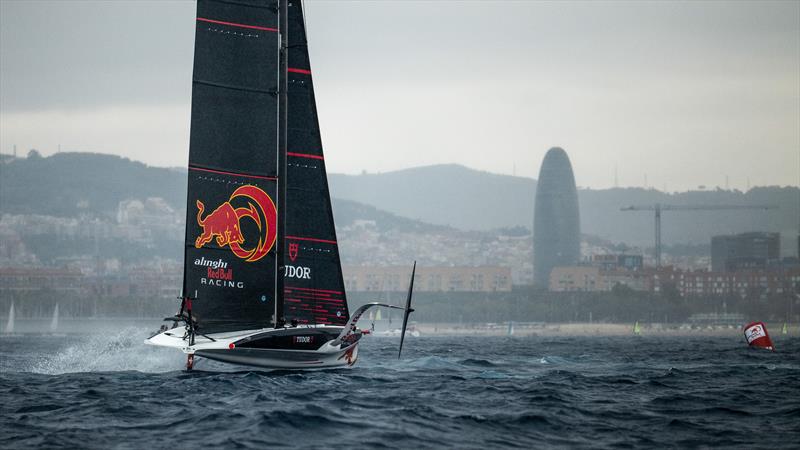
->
[633,321,641,336]
[782,322,788,335]
[50,304,59,333]
[507,321,515,337]
[5,303,15,334]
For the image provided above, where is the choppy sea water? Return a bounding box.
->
[1,330,798,449]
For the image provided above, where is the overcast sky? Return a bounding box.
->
[1,0,798,190]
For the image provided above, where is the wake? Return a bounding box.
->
[27,327,184,375]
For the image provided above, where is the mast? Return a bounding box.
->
[275,0,288,328]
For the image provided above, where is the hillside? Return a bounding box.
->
[330,165,798,249]
[2,153,798,250]
[330,165,537,230]
[0,152,448,236]
[0,151,186,218]
[331,198,454,235]
[578,187,799,248]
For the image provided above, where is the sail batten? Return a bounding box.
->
[193,80,278,95]
[189,165,278,181]
[196,17,279,32]
[287,152,324,160]
[284,235,336,244]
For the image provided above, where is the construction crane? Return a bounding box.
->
[620,204,778,267]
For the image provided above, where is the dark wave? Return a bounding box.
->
[1,333,799,449]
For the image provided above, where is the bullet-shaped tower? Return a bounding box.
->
[533,147,581,286]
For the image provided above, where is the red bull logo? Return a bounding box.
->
[289,242,299,262]
[195,185,277,262]
[338,344,358,366]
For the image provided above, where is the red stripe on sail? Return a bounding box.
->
[285,236,337,245]
[285,289,333,297]
[287,152,324,160]
[197,17,278,32]
[286,299,344,308]
[287,294,334,301]
[316,299,345,304]
[189,166,276,181]
[288,68,312,74]
[285,286,343,295]
[293,298,344,306]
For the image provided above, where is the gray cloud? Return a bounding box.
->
[1,0,798,190]
[1,0,193,112]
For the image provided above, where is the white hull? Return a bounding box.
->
[196,343,358,369]
[145,325,359,370]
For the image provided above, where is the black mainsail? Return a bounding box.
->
[184,0,280,333]
[283,1,350,326]
[148,0,414,370]
[182,0,348,334]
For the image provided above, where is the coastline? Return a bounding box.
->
[416,322,797,337]
[2,317,796,338]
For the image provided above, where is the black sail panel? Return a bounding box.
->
[190,0,279,177]
[184,0,280,333]
[283,1,349,325]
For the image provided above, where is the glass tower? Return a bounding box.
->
[533,147,581,286]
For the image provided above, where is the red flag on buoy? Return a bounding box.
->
[743,322,774,351]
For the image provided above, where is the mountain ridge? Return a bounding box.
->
[329,163,537,230]
[1,152,797,250]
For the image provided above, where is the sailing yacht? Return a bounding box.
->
[146,0,414,370]
[50,304,59,333]
[4,303,14,334]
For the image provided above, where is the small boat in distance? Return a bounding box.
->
[633,321,641,336]
[50,304,59,333]
[146,0,415,370]
[373,325,421,338]
[4,303,14,334]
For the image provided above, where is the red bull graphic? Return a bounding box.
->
[195,202,242,248]
[289,242,299,262]
[195,185,277,262]
[337,344,358,366]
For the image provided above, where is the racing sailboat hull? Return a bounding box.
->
[147,325,360,369]
[197,344,358,369]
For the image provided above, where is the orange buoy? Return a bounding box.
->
[743,322,774,351]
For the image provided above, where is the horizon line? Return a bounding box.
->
[1,149,797,193]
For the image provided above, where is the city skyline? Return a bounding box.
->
[1,1,798,191]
